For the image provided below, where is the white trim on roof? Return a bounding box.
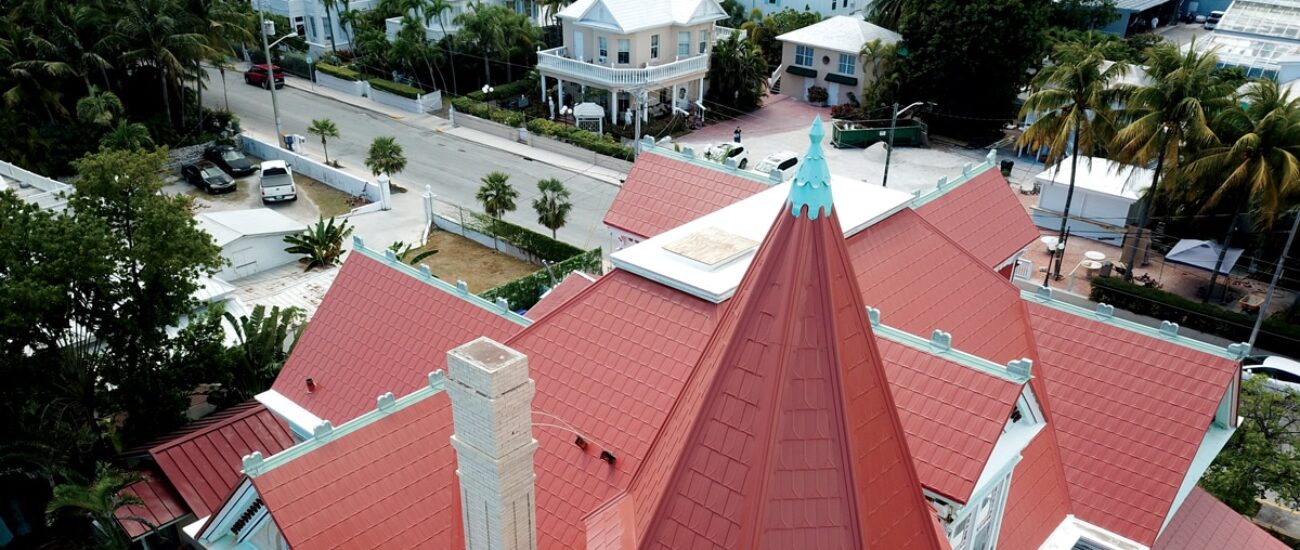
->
[254,389,324,437]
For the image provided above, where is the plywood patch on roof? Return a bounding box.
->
[662,227,757,270]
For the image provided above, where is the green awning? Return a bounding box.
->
[825,73,858,86]
[786,65,817,78]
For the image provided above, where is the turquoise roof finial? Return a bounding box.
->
[788,117,833,219]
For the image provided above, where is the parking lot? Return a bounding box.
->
[164,155,355,224]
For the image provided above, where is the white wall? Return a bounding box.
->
[215,234,304,281]
[240,134,381,202]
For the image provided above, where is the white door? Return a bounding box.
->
[230,247,260,279]
[573,31,584,61]
[827,83,839,105]
[803,78,813,101]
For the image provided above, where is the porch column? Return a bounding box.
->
[698,77,704,104]
[672,83,679,112]
[539,72,546,103]
[607,90,616,122]
[557,78,564,108]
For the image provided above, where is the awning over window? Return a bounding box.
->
[825,73,858,86]
[786,65,817,78]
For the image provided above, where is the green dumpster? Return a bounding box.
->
[831,118,928,149]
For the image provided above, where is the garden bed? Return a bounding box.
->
[403,229,538,293]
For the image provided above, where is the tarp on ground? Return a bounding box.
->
[1165,239,1245,274]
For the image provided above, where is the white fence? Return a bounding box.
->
[313,73,443,114]
[0,159,72,211]
[424,191,536,265]
[239,134,382,203]
[315,72,369,97]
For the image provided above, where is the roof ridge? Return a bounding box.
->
[641,144,782,186]
[243,372,448,477]
[352,239,532,327]
[909,150,999,209]
[868,309,1033,384]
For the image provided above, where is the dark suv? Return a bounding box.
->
[203,145,257,176]
[244,64,285,89]
[182,161,236,194]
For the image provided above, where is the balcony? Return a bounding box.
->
[536,46,709,90]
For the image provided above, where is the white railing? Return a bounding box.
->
[537,46,709,89]
[715,26,746,41]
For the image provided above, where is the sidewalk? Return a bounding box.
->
[281,76,627,187]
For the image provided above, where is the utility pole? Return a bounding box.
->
[633,89,644,158]
[255,0,286,148]
[882,102,898,188]
[1248,208,1300,351]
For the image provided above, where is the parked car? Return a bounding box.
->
[244,64,285,89]
[1204,10,1224,29]
[204,144,257,177]
[258,160,297,203]
[182,161,236,194]
[751,150,801,181]
[1242,355,1300,394]
[705,143,749,169]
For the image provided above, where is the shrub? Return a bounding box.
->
[525,118,633,160]
[1088,276,1300,352]
[807,85,828,104]
[464,211,583,263]
[467,70,540,102]
[451,97,524,127]
[368,77,424,99]
[479,248,601,310]
[316,62,361,82]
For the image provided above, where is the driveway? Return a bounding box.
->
[164,166,324,225]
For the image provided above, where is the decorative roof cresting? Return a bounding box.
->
[788,116,834,220]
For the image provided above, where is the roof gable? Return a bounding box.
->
[578,0,620,28]
[604,150,769,241]
[914,169,1039,269]
[776,16,902,53]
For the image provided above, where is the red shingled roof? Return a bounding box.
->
[149,401,294,518]
[250,392,463,549]
[1153,487,1289,550]
[1026,303,1240,545]
[620,191,949,549]
[271,252,524,424]
[603,150,768,240]
[525,271,596,320]
[115,467,189,539]
[997,428,1074,549]
[915,169,1039,269]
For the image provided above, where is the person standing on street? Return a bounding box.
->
[734,126,742,143]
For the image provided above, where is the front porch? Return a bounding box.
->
[536,46,709,126]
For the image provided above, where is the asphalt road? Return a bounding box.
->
[202,66,620,252]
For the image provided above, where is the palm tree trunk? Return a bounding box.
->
[322,138,330,164]
[440,23,459,94]
[1205,198,1247,304]
[160,67,172,124]
[483,51,491,84]
[1123,135,1167,281]
[220,66,230,111]
[1051,124,1082,280]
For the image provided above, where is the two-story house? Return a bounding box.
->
[746,0,864,18]
[776,15,899,105]
[536,0,731,124]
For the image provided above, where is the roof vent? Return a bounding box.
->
[599,450,616,465]
[575,436,588,450]
[305,378,316,393]
[663,226,758,271]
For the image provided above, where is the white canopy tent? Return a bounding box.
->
[1165,239,1245,274]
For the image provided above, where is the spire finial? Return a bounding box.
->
[788,116,833,219]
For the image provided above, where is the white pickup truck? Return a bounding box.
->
[258,160,297,203]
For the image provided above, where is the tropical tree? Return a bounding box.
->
[46,464,148,549]
[222,305,304,401]
[1181,80,1300,302]
[424,0,457,92]
[1110,41,1234,280]
[704,32,767,112]
[1201,375,1300,515]
[307,118,341,165]
[1018,36,1127,280]
[455,3,537,84]
[321,0,341,57]
[76,87,124,127]
[99,120,155,151]
[283,216,355,270]
[388,240,440,264]
[365,136,407,190]
[477,171,519,250]
[532,178,572,239]
[116,0,213,124]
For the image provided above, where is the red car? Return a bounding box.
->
[244,64,285,89]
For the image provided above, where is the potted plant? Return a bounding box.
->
[807,86,828,106]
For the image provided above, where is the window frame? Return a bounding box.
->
[795,45,813,67]
[699,31,709,55]
[651,34,660,59]
[617,38,630,64]
[678,31,691,57]
[838,52,856,75]
[598,36,609,62]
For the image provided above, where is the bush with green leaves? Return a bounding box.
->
[316,62,363,82]
[283,217,355,271]
[479,248,602,310]
[451,96,525,127]
[526,118,634,160]
[369,77,425,99]
[467,71,540,102]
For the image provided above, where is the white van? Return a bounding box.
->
[1204,10,1224,29]
[258,160,297,203]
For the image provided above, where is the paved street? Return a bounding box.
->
[202,66,621,253]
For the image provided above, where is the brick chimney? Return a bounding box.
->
[446,337,538,550]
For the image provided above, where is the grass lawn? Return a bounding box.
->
[295,174,355,218]
[406,229,538,293]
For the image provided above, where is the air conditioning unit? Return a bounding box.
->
[598,56,608,64]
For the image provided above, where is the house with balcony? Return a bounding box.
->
[536,0,730,124]
[776,15,899,105]
[255,0,372,57]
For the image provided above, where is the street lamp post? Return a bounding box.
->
[254,1,298,148]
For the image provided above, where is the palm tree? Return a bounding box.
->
[1182,80,1300,302]
[455,3,518,84]
[867,0,910,29]
[307,118,340,165]
[1111,41,1233,280]
[117,0,212,124]
[283,216,355,271]
[704,31,767,112]
[1018,36,1127,281]
[44,3,114,94]
[76,87,124,126]
[46,465,148,550]
[322,0,341,57]
[532,178,572,239]
[424,0,457,92]
[364,136,407,183]
[477,171,518,250]
[100,120,155,151]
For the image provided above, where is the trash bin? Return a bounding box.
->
[283,134,295,151]
[1099,261,1113,278]
[1000,159,1014,177]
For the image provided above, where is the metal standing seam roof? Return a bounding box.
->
[1153,487,1291,550]
[602,149,770,240]
[114,467,190,540]
[1025,303,1241,546]
[914,168,1040,269]
[270,250,527,425]
[195,209,307,247]
[525,271,598,320]
[147,401,295,519]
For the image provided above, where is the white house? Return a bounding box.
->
[383,0,546,44]
[254,0,376,57]
[197,209,307,281]
[1032,156,1154,242]
[775,15,900,105]
[744,0,869,18]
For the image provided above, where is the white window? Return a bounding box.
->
[678,31,690,57]
[945,471,1013,550]
[699,31,709,55]
[795,45,813,67]
[323,16,332,40]
[832,0,836,9]
[307,16,317,38]
[838,53,855,75]
[651,34,660,59]
[598,36,608,62]
[618,39,630,64]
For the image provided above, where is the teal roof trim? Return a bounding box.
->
[1019,287,1250,360]
[909,149,998,209]
[354,240,532,327]
[867,306,1032,385]
[788,117,834,219]
[244,371,448,477]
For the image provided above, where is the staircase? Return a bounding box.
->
[768,64,783,94]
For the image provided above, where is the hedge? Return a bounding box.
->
[315,62,361,82]
[480,248,602,311]
[248,50,314,79]
[369,77,424,99]
[1088,276,1300,352]
[526,118,634,160]
[464,211,582,263]
[451,96,525,127]
[467,70,539,102]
